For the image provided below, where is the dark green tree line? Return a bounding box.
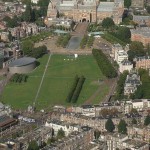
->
[66,75,79,103]
[92,49,117,78]
[115,70,128,100]
[71,76,85,103]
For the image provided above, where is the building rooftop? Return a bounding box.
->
[97,2,114,12]
[123,139,148,149]
[9,57,36,67]
[131,27,150,38]
[112,133,128,139]
[134,56,150,61]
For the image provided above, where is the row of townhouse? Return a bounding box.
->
[42,126,95,150]
[67,99,150,117]
[105,133,149,150]
[60,113,143,132]
[122,99,150,113]
[127,125,150,143]
[0,126,53,150]
[69,102,121,117]
[45,119,79,136]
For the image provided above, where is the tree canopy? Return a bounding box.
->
[124,0,131,8]
[146,6,150,14]
[117,27,131,42]
[94,130,101,140]
[57,128,65,139]
[118,119,127,134]
[132,118,137,125]
[115,71,128,100]
[92,49,117,78]
[132,69,150,99]
[102,17,115,28]
[21,40,34,55]
[38,0,50,17]
[144,115,150,126]
[128,41,145,61]
[22,4,32,22]
[3,16,18,28]
[105,117,115,132]
[27,140,39,150]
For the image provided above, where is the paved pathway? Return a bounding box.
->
[71,22,88,36]
[33,53,52,108]
[67,22,89,50]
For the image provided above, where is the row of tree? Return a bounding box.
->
[80,35,88,49]
[111,26,131,43]
[80,35,95,49]
[66,75,85,103]
[102,33,126,46]
[92,49,117,78]
[105,118,127,134]
[87,35,94,48]
[56,34,71,48]
[115,71,129,100]
[10,73,28,83]
[21,31,52,43]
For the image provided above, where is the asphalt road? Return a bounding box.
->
[67,36,83,50]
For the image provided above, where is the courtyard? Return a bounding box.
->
[1,54,109,110]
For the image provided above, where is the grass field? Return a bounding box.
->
[1,54,109,110]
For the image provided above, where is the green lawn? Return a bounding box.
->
[1,54,109,110]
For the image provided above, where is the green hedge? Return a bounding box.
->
[56,34,71,48]
[71,76,85,103]
[10,74,28,83]
[66,75,79,103]
[92,49,117,78]
[87,35,94,48]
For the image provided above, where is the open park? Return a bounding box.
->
[1,54,109,110]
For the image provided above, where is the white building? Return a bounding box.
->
[45,120,79,136]
[114,49,128,64]
[119,60,133,73]
[111,43,123,58]
[122,99,150,113]
[31,0,39,4]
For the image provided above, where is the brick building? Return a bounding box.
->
[119,59,133,73]
[134,56,150,70]
[45,0,124,25]
[131,27,150,46]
